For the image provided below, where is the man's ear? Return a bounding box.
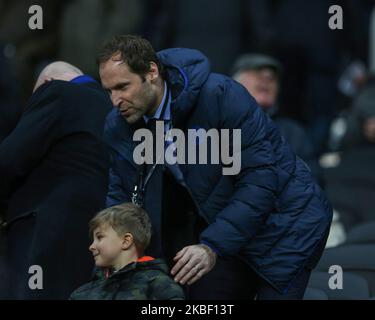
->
[121,233,134,250]
[147,62,159,82]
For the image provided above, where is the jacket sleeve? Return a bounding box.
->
[104,110,134,208]
[106,160,131,207]
[0,92,62,215]
[149,275,185,300]
[200,79,278,257]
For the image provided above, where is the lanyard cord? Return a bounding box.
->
[132,84,171,206]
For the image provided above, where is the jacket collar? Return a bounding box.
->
[157,48,210,127]
[100,256,156,279]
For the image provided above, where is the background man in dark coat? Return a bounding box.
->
[99,35,333,299]
[0,62,112,299]
[231,53,324,186]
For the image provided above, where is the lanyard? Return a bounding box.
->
[132,84,171,207]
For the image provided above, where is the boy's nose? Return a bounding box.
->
[89,242,95,252]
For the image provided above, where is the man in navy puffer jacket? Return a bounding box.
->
[99,35,332,299]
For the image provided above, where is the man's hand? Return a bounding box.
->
[171,244,217,285]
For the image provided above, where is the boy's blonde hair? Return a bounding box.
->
[89,203,152,253]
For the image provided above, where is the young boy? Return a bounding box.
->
[70,203,185,300]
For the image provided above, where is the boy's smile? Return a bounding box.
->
[89,224,125,269]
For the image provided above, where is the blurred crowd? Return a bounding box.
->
[2,0,375,299]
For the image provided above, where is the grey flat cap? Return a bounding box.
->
[232,53,282,77]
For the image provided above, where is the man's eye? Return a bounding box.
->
[120,84,128,91]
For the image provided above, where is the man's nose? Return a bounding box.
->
[111,92,122,108]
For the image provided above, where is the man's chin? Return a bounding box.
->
[123,113,142,124]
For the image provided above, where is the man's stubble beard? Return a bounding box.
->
[126,83,158,125]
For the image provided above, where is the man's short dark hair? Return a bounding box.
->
[97,35,163,79]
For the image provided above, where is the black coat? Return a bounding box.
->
[0,79,112,299]
[0,46,20,143]
[0,102,21,144]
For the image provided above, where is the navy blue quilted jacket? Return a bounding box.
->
[104,48,333,293]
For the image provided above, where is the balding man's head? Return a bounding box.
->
[33,61,83,93]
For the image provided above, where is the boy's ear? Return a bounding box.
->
[121,233,134,250]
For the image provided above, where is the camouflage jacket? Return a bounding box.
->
[69,257,185,300]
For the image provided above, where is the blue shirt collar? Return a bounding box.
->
[70,75,97,84]
[143,81,171,123]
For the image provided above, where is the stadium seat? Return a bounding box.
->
[307,271,370,299]
[316,244,375,297]
[345,221,375,244]
[303,287,329,300]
